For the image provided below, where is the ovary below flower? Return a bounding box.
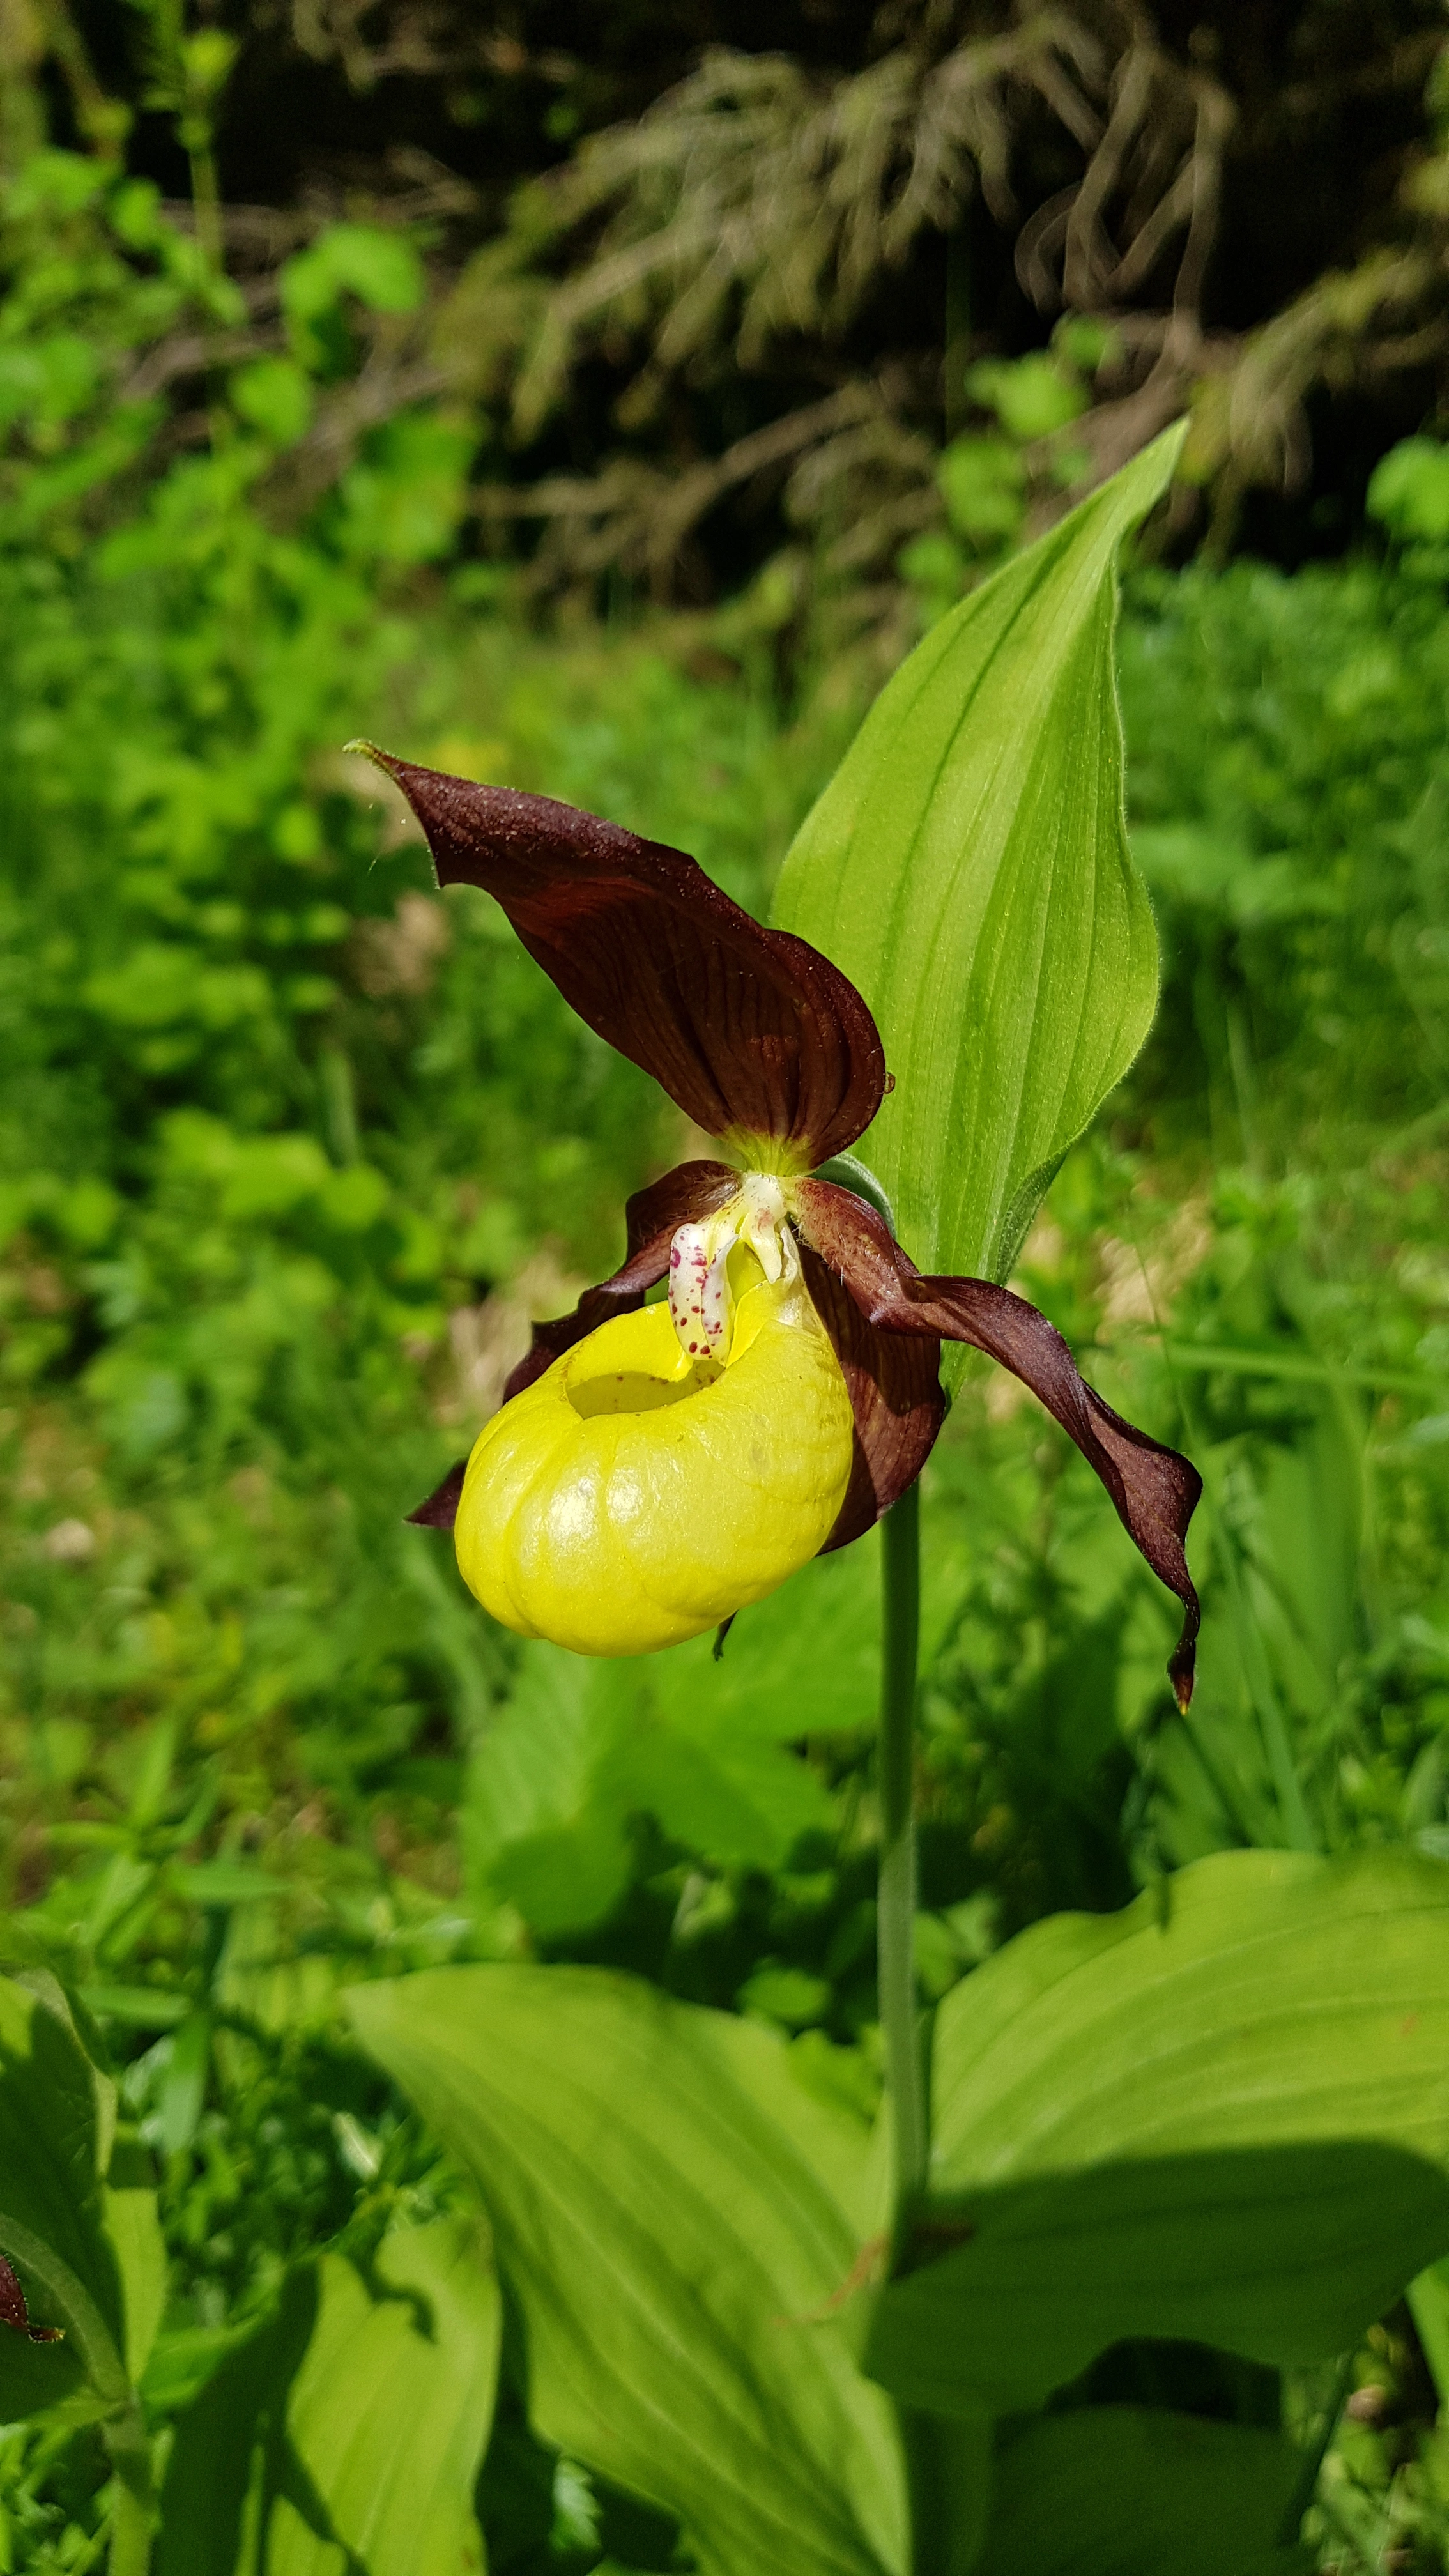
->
[454,1244,854,1657]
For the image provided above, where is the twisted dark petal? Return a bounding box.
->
[0,2255,61,2342]
[503,1159,739,1403]
[0,2257,28,2336]
[799,1245,946,1551]
[795,1179,1204,1707]
[405,1162,739,1533]
[361,752,887,1164]
[407,1459,467,1529]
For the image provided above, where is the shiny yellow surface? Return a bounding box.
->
[454,1263,854,1655]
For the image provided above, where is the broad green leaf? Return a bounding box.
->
[774,427,1183,1307]
[871,2140,1449,2417]
[0,1974,126,2365]
[156,2221,498,2576]
[271,2218,498,2576]
[156,2278,316,2576]
[350,1966,906,2576]
[0,2319,89,2422]
[867,1850,1449,2412]
[977,2408,1308,2576]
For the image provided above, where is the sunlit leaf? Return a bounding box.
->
[270,2218,498,2576]
[155,2287,310,2576]
[350,1966,906,2576]
[774,427,1183,1315]
[156,2221,498,2576]
[105,2133,165,2386]
[0,1974,125,2362]
[867,1850,1449,2412]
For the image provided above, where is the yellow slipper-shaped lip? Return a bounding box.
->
[454,1264,854,1657]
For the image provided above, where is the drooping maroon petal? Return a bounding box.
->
[408,1459,467,1529]
[796,1179,1203,1707]
[406,1162,738,1532]
[504,1159,739,1403]
[0,2255,62,2343]
[800,1244,946,1552]
[358,750,887,1166]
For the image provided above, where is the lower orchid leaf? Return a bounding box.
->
[349,1965,908,2576]
[157,2219,498,2576]
[869,2138,1449,2415]
[270,2218,499,2576]
[0,1974,130,2384]
[866,1850,1449,2414]
[0,2316,89,2424]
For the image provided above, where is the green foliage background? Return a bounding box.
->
[0,29,1448,2573]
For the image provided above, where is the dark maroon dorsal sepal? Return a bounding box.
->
[358,753,887,1168]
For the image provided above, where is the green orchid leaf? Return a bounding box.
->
[270,2218,499,2576]
[977,2408,1308,2576]
[157,2220,498,2576]
[350,1965,906,2576]
[774,425,1184,1313]
[866,1850,1449,2413]
[155,2287,313,2576]
[0,1974,128,2377]
[0,2313,89,2423]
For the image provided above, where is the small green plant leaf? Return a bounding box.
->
[866,1850,1449,2412]
[464,1636,833,1932]
[0,1975,128,2376]
[774,426,1183,1307]
[157,2220,498,2576]
[155,2285,313,2576]
[350,1966,905,2576]
[977,2408,1307,2575]
[270,2218,499,2576]
[105,2133,167,2387]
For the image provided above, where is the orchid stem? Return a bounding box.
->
[879,1478,926,2218]
[881,1479,953,2576]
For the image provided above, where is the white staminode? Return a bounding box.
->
[667,1175,797,1363]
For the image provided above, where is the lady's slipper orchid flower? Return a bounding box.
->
[364,749,1202,1706]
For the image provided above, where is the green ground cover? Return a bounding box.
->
[3,141,1449,2576]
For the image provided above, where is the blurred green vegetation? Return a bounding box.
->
[1,114,1449,2576]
